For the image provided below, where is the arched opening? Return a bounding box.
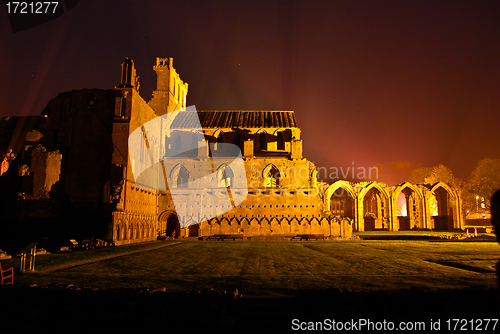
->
[122,225,127,241]
[397,189,410,230]
[363,187,389,231]
[188,223,200,237]
[396,187,422,230]
[263,164,280,187]
[330,188,354,220]
[170,164,189,188]
[432,186,455,230]
[160,212,180,238]
[217,164,234,188]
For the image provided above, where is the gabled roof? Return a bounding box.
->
[170,110,297,129]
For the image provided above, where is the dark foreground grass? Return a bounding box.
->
[1,239,500,332]
[3,239,500,293]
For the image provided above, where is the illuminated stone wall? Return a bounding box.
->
[325,180,463,232]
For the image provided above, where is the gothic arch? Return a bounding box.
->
[326,181,356,200]
[358,182,391,231]
[429,182,457,200]
[158,210,180,238]
[393,182,424,201]
[427,182,460,230]
[263,164,280,187]
[169,164,189,188]
[326,181,357,221]
[216,164,234,188]
[393,182,424,230]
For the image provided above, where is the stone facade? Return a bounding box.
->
[0,57,464,247]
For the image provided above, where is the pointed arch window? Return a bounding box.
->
[170,164,189,188]
[217,164,234,188]
[263,164,280,187]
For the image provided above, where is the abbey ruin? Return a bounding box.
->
[0,58,463,246]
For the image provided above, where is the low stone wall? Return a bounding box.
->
[179,216,353,239]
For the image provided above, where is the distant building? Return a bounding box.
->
[0,58,464,247]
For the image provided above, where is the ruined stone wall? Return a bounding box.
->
[108,86,161,244]
[29,146,61,199]
[40,89,117,205]
[325,180,463,232]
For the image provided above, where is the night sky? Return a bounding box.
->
[1,0,500,182]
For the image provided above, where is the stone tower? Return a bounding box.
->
[148,57,188,115]
[117,57,139,90]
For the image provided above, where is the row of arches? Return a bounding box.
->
[169,163,234,188]
[168,163,282,188]
[158,212,352,238]
[115,220,156,242]
[325,181,462,231]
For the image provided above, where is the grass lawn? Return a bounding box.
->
[2,238,500,332]
[3,238,499,296]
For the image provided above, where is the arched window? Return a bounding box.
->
[263,164,280,187]
[217,164,234,188]
[170,164,189,188]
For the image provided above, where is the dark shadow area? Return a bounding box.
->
[0,286,498,332]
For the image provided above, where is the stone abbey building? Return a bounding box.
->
[0,58,463,246]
